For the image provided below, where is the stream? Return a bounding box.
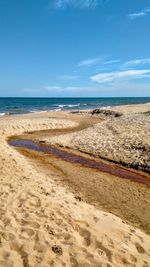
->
[9,138,150,187]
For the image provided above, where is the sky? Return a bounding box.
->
[0,0,150,97]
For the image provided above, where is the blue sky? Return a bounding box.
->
[0,0,150,97]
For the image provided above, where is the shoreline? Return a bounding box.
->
[0,101,150,117]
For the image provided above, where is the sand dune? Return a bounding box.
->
[0,110,150,266]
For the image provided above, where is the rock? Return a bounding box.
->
[52,245,63,255]
[39,140,46,144]
[143,111,150,116]
[91,109,122,117]
[75,195,82,201]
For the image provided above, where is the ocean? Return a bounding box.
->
[0,97,150,116]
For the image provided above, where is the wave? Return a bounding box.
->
[52,103,81,108]
[29,110,48,113]
[30,108,62,113]
[99,106,111,110]
[53,108,62,112]
[0,113,6,116]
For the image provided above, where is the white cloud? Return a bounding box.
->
[104,59,120,65]
[91,69,150,83]
[128,12,145,19]
[128,6,150,19]
[144,7,150,13]
[79,58,120,67]
[125,58,150,66]
[79,57,101,67]
[53,0,99,9]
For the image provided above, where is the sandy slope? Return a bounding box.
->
[46,113,150,173]
[0,111,150,266]
[111,103,150,114]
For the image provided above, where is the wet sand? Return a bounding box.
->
[9,138,150,186]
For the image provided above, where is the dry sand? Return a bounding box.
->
[111,103,150,114]
[0,106,150,266]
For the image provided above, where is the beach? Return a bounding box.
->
[0,103,150,266]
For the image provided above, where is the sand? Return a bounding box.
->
[0,105,150,266]
[111,103,150,114]
[45,108,150,173]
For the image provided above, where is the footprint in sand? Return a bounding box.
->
[19,219,41,229]
[1,232,16,242]
[20,227,35,239]
[78,227,91,247]
[135,242,145,254]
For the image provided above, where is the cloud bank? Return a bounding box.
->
[125,58,150,67]
[53,0,100,9]
[91,69,150,83]
[128,7,150,19]
[79,57,101,66]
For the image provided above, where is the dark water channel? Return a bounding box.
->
[9,139,150,187]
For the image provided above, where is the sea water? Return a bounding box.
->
[0,97,150,116]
